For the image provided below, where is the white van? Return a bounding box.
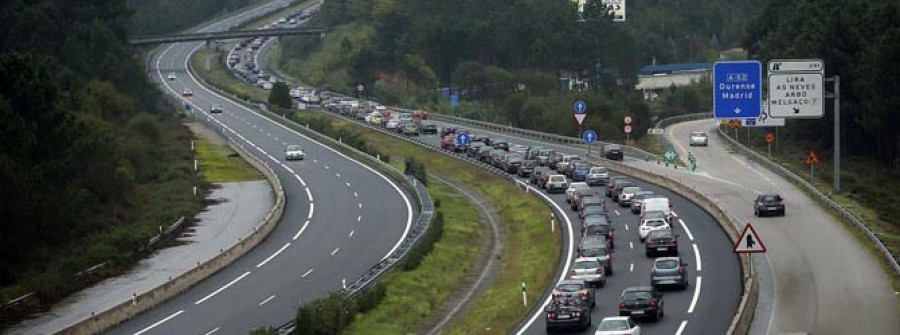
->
[641,197,673,220]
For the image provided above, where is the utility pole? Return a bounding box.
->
[832,76,841,193]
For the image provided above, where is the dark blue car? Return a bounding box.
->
[572,164,592,181]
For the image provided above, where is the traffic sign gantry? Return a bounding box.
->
[714,61,763,119]
[734,223,766,253]
[583,129,597,144]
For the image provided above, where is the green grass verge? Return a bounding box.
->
[292,112,560,333]
[344,178,483,334]
[194,138,262,182]
[191,48,269,103]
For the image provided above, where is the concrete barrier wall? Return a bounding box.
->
[585,155,757,335]
[60,139,285,335]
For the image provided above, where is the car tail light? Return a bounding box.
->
[547,312,555,318]
[678,267,686,274]
[649,300,658,307]
[596,268,602,274]
[553,291,562,297]
[580,290,589,297]
[619,302,626,309]
[647,240,654,246]
[573,311,581,318]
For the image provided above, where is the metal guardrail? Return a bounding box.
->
[717,126,900,276]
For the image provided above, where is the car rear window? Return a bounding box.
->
[649,230,674,238]
[590,167,607,174]
[645,219,666,227]
[763,195,781,202]
[557,283,583,292]
[599,320,629,331]
[644,211,666,220]
[624,291,653,300]
[581,247,608,257]
[655,260,679,269]
[574,260,598,269]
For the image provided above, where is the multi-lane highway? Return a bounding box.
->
[108,1,415,334]
[664,120,900,335]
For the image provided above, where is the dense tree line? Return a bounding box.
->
[745,0,900,168]
[0,0,211,322]
[281,0,763,139]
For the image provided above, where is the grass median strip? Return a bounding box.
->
[193,137,262,183]
[292,112,560,333]
[343,177,483,334]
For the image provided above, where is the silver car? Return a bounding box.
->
[570,257,606,288]
[618,186,642,207]
[284,145,305,160]
[586,166,610,186]
[630,191,656,214]
[552,279,596,308]
[651,257,689,289]
[689,131,708,146]
[546,175,568,194]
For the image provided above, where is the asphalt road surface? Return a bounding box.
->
[665,119,899,335]
[106,2,414,334]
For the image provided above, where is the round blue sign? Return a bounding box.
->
[583,129,597,144]
[573,100,587,114]
[456,132,470,145]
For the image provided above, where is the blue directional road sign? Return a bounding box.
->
[451,94,459,108]
[456,132,470,146]
[714,61,763,119]
[583,129,598,144]
[573,100,587,114]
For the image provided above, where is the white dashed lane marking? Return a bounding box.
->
[331,247,340,256]
[259,295,275,306]
[302,268,313,278]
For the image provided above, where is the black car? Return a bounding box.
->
[552,279,595,309]
[548,152,564,169]
[571,190,600,211]
[604,144,624,161]
[422,124,438,135]
[517,159,538,177]
[503,155,523,173]
[645,229,678,257]
[493,140,510,151]
[472,135,490,143]
[531,166,552,185]
[466,142,486,158]
[545,297,592,332]
[618,286,664,321]
[754,193,785,217]
[476,146,494,163]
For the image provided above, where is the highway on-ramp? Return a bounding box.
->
[664,119,899,335]
[107,1,414,334]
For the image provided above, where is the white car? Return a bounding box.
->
[689,131,709,146]
[285,145,305,160]
[639,216,671,241]
[641,197,673,221]
[566,182,591,203]
[595,316,642,335]
[618,186,642,207]
[546,175,568,194]
[167,72,177,81]
[385,119,401,130]
[570,257,606,288]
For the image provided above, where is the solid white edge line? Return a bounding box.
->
[675,320,688,335]
[293,220,311,241]
[692,243,702,272]
[305,187,314,202]
[256,242,291,268]
[514,183,574,335]
[179,58,414,262]
[133,310,185,335]
[258,295,276,306]
[679,218,695,241]
[688,276,702,313]
[307,203,314,219]
[203,326,221,335]
[194,271,251,305]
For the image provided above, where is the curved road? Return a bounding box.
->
[665,119,899,335]
[107,2,414,334]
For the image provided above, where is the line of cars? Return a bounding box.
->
[320,97,434,136]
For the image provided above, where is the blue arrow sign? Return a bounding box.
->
[714,61,762,119]
[456,132,470,146]
[451,94,459,108]
[573,100,587,114]
[583,129,597,144]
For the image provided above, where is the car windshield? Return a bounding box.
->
[762,195,782,202]
[624,291,654,301]
[574,260,598,269]
[599,320,630,331]
[581,247,608,257]
[557,283,584,292]
[656,259,679,269]
[590,167,607,174]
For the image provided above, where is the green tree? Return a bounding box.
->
[268,81,293,109]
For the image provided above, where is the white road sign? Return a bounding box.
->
[602,0,626,22]
[647,128,664,135]
[768,59,824,73]
[768,73,824,118]
[734,224,766,253]
[742,104,785,127]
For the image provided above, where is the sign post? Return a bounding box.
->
[730,119,742,140]
[583,129,597,156]
[805,149,820,180]
[623,115,633,143]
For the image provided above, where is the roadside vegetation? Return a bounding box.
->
[290,112,559,333]
[193,138,262,183]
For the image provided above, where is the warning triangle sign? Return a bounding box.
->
[733,223,767,253]
[805,150,820,166]
[574,114,587,125]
